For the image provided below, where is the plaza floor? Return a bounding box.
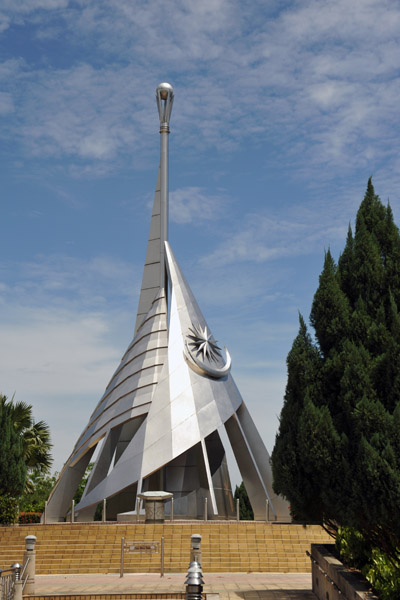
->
[33,572,316,599]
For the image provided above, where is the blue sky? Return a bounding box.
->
[1,0,400,486]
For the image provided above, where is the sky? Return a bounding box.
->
[1,0,400,489]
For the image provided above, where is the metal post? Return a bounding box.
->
[170,497,174,522]
[266,498,269,522]
[160,536,164,577]
[136,498,140,523]
[43,501,47,525]
[12,564,22,600]
[71,500,75,523]
[120,537,124,578]
[102,499,106,522]
[236,498,240,522]
[204,497,207,522]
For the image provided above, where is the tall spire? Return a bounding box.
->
[156,82,174,290]
[134,83,174,333]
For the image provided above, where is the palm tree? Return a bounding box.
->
[1,395,52,485]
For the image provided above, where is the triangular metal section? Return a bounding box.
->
[73,242,240,517]
[135,165,163,334]
[44,168,169,521]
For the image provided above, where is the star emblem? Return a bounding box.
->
[187,324,222,364]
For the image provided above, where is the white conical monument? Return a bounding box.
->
[45,84,290,522]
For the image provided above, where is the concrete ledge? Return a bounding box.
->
[310,544,379,600]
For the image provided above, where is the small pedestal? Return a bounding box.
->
[137,491,173,523]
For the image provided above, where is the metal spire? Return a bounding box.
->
[156,82,174,289]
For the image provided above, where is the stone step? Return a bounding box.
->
[0,522,330,574]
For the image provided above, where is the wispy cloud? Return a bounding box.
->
[170,187,227,224]
[200,213,346,267]
[1,0,400,191]
[0,253,139,312]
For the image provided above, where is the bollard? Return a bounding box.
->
[236,498,240,522]
[160,536,164,577]
[71,499,75,523]
[136,498,140,523]
[102,499,106,522]
[120,537,125,578]
[170,497,174,522]
[265,498,269,522]
[23,536,36,595]
[185,561,204,600]
[43,501,47,525]
[203,497,207,522]
[190,534,202,565]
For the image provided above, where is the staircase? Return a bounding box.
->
[0,522,331,574]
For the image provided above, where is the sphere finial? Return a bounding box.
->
[156,82,174,130]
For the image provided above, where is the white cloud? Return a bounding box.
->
[200,213,346,267]
[0,306,120,397]
[1,0,399,187]
[1,254,138,309]
[170,187,226,224]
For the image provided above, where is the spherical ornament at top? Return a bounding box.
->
[157,82,174,100]
[156,82,174,126]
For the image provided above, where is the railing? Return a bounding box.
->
[20,558,30,592]
[0,564,20,600]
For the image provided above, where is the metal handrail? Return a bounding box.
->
[0,564,20,600]
[21,558,30,592]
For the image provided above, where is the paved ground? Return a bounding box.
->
[34,572,316,599]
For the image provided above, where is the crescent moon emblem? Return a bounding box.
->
[184,340,232,379]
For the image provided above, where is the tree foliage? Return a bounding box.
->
[0,395,27,497]
[8,398,53,479]
[19,470,58,512]
[234,482,254,520]
[272,180,400,564]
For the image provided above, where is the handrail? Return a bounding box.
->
[21,558,30,592]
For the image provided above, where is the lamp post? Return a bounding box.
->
[155,82,174,290]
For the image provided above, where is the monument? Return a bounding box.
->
[45,83,290,522]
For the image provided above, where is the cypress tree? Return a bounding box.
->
[272,180,400,562]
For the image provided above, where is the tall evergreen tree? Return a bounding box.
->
[272,179,400,563]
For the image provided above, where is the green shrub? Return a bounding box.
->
[0,495,19,524]
[363,548,400,600]
[336,527,400,600]
[336,526,371,570]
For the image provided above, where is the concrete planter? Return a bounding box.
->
[310,544,379,600]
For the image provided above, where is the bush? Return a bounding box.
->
[19,512,41,524]
[0,495,19,524]
[336,527,400,600]
[363,548,400,600]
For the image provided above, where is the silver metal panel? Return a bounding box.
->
[148,214,161,243]
[145,238,163,266]
[140,262,163,290]
[135,166,162,334]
